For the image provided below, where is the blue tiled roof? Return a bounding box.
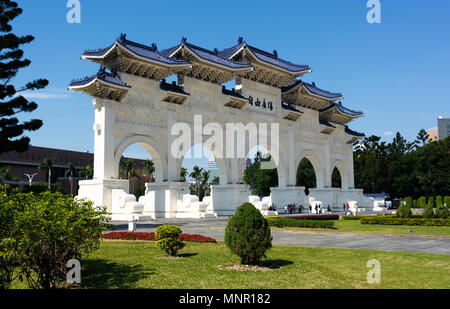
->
[219,40,310,73]
[319,119,336,128]
[364,192,390,198]
[282,80,343,99]
[160,79,189,95]
[83,34,190,66]
[344,125,365,137]
[69,67,130,88]
[321,102,363,117]
[161,40,252,70]
[281,102,303,113]
[222,86,247,99]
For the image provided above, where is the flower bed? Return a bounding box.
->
[102,232,217,243]
[289,214,339,220]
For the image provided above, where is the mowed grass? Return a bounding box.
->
[12,240,447,289]
[273,219,450,236]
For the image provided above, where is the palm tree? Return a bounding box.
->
[0,167,15,184]
[201,169,211,198]
[211,176,220,185]
[39,157,54,190]
[129,169,140,194]
[144,159,155,182]
[80,164,93,180]
[64,162,77,195]
[120,158,134,179]
[180,167,188,182]
[189,166,203,197]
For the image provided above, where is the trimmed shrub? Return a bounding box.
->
[404,197,412,208]
[435,206,449,219]
[267,216,335,229]
[154,225,185,256]
[428,196,435,208]
[342,215,368,220]
[418,196,427,208]
[396,204,412,218]
[225,203,272,265]
[436,196,443,208]
[361,217,450,226]
[412,199,417,209]
[444,196,450,207]
[423,204,434,218]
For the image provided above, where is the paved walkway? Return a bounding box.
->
[110,217,450,255]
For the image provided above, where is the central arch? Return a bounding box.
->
[295,150,324,189]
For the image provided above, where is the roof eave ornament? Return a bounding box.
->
[118,33,127,44]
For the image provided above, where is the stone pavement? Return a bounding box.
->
[110,217,450,255]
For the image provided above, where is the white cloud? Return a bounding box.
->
[17,89,72,100]
[384,131,393,136]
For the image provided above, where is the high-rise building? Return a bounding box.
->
[437,116,450,140]
[207,160,219,181]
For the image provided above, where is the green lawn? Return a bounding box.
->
[13,240,449,289]
[273,219,450,236]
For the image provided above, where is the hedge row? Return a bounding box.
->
[360,217,450,226]
[266,216,335,229]
[288,214,339,221]
[342,214,424,221]
[102,232,217,243]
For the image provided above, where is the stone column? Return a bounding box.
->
[348,145,355,189]
[324,137,331,188]
[167,111,179,182]
[93,98,115,180]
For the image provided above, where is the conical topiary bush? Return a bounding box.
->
[225,202,272,265]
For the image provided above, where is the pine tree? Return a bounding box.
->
[0,1,48,153]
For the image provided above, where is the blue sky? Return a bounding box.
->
[10,0,450,174]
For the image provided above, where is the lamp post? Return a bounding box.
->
[24,172,38,186]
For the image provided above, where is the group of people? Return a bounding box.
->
[308,204,333,214]
[342,203,353,215]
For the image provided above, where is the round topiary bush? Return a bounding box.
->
[423,205,434,218]
[436,205,449,219]
[225,202,272,265]
[396,204,412,218]
[154,224,185,256]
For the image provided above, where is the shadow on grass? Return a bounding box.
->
[82,259,154,289]
[260,259,294,269]
[177,253,199,258]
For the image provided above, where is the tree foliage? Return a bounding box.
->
[243,152,278,197]
[354,132,449,198]
[0,1,48,153]
[0,185,108,289]
[225,203,272,265]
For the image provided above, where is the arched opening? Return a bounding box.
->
[332,166,342,188]
[296,158,317,195]
[179,144,224,201]
[117,144,155,199]
[243,145,279,197]
[114,135,167,200]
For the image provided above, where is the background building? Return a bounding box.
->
[437,116,450,140]
[0,145,146,195]
[426,128,439,141]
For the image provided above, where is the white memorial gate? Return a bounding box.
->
[69,35,372,220]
